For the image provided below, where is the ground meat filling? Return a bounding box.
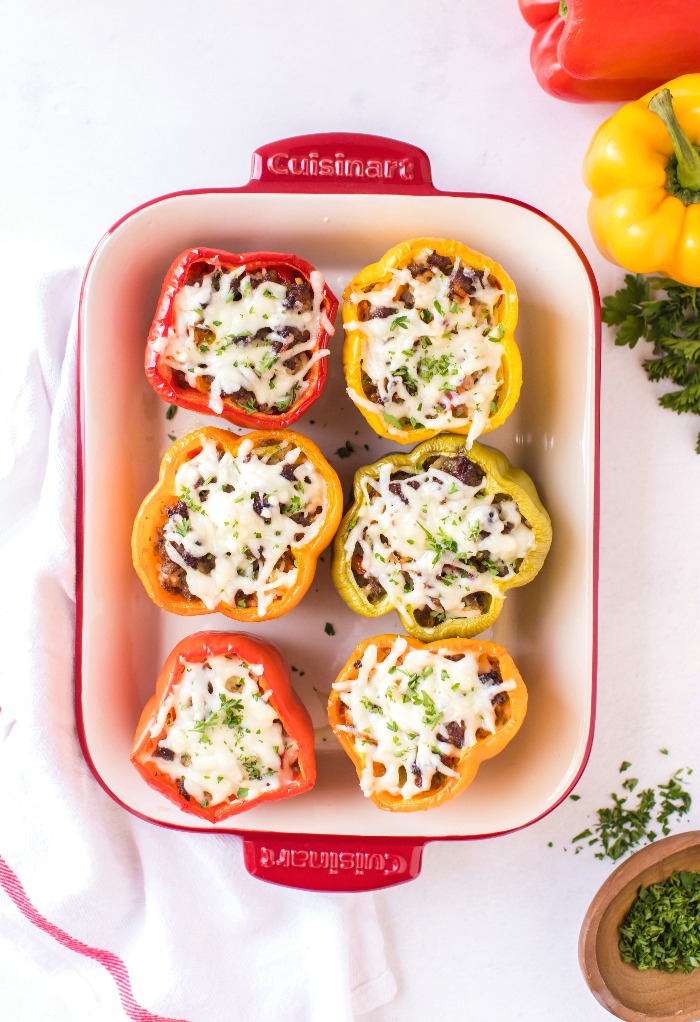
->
[344,451,535,629]
[159,261,330,417]
[346,247,508,445]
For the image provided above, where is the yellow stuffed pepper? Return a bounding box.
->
[343,238,521,446]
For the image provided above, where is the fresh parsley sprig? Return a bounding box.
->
[602,274,700,452]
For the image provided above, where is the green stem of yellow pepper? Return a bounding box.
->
[649,89,700,201]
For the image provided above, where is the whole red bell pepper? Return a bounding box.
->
[518,0,700,103]
[131,631,316,823]
[145,247,338,429]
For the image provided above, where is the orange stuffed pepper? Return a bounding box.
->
[132,631,316,822]
[132,427,342,621]
[328,633,527,812]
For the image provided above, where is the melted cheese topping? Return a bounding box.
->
[148,654,296,808]
[345,457,534,625]
[346,250,505,445]
[333,636,515,799]
[157,265,332,415]
[161,437,326,615]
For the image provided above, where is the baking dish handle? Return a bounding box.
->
[247,133,437,194]
[242,832,425,891]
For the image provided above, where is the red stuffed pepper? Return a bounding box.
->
[131,631,316,823]
[145,247,338,429]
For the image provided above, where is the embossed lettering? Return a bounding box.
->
[257,846,406,877]
[268,153,288,175]
[265,150,416,183]
[399,158,414,180]
[308,851,329,869]
[383,853,406,875]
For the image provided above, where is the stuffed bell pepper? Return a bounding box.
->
[343,238,521,446]
[132,427,342,621]
[328,633,527,811]
[131,631,316,822]
[332,435,552,641]
[145,247,338,428]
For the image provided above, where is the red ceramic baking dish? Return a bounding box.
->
[76,133,600,892]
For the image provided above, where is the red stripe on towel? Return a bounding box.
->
[0,855,189,1022]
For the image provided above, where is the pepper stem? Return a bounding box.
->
[649,89,700,192]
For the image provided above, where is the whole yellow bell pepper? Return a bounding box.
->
[584,75,700,287]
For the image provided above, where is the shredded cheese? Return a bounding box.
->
[160,264,331,415]
[148,653,296,808]
[344,455,534,625]
[333,636,515,798]
[160,437,326,615]
[346,249,505,445]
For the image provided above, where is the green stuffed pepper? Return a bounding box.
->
[332,435,552,641]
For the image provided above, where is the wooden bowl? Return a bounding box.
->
[579,831,700,1022]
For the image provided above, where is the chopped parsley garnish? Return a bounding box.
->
[255,351,279,376]
[275,382,300,413]
[417,522,459,565]
[415,689,442,728]
[620,871,700,973]
[382,412,404,430]
[360,697,382,714]
[236,395,259,415]
[336,440,354,459]
[190,695,244,736]
[390,315,409,331]
[392,365,419,393]
[570,766,692,861]
[179,486,202,513]
[324,622,335,636]
[165,404,178,420]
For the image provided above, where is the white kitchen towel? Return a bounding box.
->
[0,265,396,1022]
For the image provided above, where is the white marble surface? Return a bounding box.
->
[4,2,700,1020]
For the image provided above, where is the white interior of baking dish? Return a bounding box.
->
[79,189,597,838]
